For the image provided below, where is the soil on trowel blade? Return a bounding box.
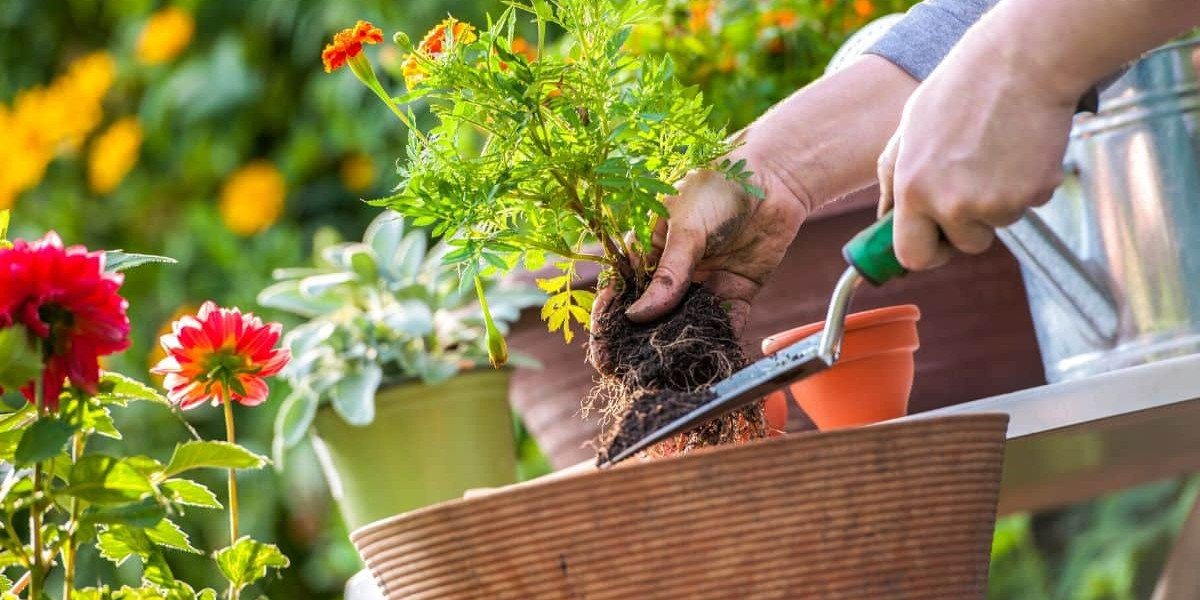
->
[587,281,767,464]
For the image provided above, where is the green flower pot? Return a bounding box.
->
[311,368,518,531]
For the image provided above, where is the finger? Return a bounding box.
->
[876,132,901,218]
[939,217,996,255]
[589,281,618,335]
[703,271,762,335]
[626,224,704,323]
[893,195,952,271]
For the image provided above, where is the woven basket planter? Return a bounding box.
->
[353,413,1008,600]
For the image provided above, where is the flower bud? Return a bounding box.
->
[393,31,412,51]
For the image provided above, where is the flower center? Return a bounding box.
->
[201,346,254,382]
[38,302,75,357]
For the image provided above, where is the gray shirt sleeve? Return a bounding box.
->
[866,0,999,81]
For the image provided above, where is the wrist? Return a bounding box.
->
[727,112,818,217]
[961,18,1090,110]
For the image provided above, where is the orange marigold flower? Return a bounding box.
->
[687,0,715,33]
[322,20,384,73]
[401,17,477,89]
[759,8,798,29]
[853,0,875,18]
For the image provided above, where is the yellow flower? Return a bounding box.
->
[339,152,377,192]
[219,161,287,236]
[137,6,194,65]
[88,118,143,194]
[687,0,715,33]
[0,52,114,207]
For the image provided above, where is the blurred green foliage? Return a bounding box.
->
[1,0,1194,598]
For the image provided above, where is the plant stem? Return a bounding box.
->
[221,388,240,544]
[29,376,45,600]
[221,387,241,600]
[62,400,85,600]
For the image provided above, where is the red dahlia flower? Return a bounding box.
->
[152,301,290,410]
[0,232,130,409]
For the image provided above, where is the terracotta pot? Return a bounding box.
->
[352,413,1008,600]
[311,369,519,531]
[762,304,920,430]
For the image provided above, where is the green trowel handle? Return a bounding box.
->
[842,211,905,286]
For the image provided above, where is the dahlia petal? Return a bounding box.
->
[63,337,101,394]
[151,355,182,375]
[235,377,269,407]
[256,348,292,378]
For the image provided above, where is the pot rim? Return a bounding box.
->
[762,304,920,352]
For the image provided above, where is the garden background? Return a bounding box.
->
[1,0,1195,598]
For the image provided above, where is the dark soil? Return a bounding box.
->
[587,281,768,464]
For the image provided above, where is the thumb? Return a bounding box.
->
[626,225,703,323]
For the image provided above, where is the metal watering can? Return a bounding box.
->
[832,22,1200,382]
[1018,34,1200,381]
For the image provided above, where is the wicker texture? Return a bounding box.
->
[353,414,1008,600]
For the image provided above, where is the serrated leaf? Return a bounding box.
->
[104,251,177,273]
[62,455,155,505]
[0,571,10,593]
[83,497,167,528]
[163,441,268,478]
[97,525,156,565]
[162,479,222,509]
[15,417,77,466]
[147,518,200,554]
[97,373,169,406]
[215,537,290,590]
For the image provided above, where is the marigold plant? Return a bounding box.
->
[329,0,755,345]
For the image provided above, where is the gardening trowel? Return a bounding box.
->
[598,212,906,467]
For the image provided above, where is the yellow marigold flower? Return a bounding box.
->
[137,6,195,65]
[401,17,477,89]
[219,161,286,236]
[88,117,143,194]
[340,152,377,193]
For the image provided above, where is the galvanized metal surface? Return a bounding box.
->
[1023,36,1200,382]
[907,353,1200,515]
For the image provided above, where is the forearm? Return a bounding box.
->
[973,0,1200,103]
[734,54,918,214]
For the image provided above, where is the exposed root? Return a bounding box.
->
[586,282,767,464]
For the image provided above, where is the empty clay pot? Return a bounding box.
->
[762,304,920,430]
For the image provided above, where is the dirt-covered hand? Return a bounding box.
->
[593,164,808,335]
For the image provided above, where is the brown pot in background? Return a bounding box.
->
[763,304,920,430]
[509,189,1046,468]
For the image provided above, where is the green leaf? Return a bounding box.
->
[83,498,167,528]
[215,537,290,590]
[0,571,10,593]
[274,391,318,451]
[62,455,155,505]
[104,251,178,273]
[97,525,156,565]
[163,441,268,478]
[162,479,222,509]
[330,364,381,427]
[0,327,40,391]
[15,417,78,466]
[96,373,169,406]
[146,518,200,554]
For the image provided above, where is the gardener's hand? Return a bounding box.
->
[876,0,1200,271]
[594,162,809,334]
[875,34,1075,270]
